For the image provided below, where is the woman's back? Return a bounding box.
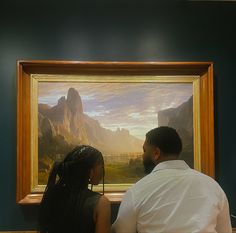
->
[41,188,101,233]
[39,145,111,233]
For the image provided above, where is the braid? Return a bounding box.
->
[39,161,63,232]
[39,145,104,233]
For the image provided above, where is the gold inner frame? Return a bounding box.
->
[30,74,201,193]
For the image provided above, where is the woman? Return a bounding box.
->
[39,145,111,233]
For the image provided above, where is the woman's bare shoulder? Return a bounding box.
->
[97,195,110,208]
[95,195,111,233]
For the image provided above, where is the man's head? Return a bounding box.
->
[143,126,182,174]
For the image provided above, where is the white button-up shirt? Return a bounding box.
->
[112,160,232,233]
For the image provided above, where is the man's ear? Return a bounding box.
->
[152,147,161,162]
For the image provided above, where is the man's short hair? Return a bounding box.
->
[146,126,182,155]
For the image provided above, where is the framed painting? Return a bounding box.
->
[17,61,214,204]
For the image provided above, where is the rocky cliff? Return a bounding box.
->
[158,96,194,167]
[38,88,143,158]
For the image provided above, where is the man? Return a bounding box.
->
[112,126,232,233]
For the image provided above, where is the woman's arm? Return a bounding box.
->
[94,195,111,233]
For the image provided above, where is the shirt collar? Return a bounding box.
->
[152,160,190,173]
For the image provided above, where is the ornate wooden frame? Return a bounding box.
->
[17,61,214,204]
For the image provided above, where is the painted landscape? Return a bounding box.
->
[38,82,193,185]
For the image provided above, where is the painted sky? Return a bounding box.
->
[38,82,192,140]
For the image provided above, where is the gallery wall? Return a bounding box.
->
[0,0,235,230]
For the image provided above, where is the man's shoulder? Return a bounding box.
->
[190,168,217,182]
[128,173,153,194]
[189,169,225,192]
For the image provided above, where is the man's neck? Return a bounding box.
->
[155,155,179,165]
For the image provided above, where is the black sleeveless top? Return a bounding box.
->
[42,188,102,233]
[80,189,102,233]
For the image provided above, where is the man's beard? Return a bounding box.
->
[143,157,156,174]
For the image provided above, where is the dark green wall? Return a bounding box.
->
[0,1,235,230]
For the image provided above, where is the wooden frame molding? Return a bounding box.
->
[2,227,236,232]
[17,61,215,204]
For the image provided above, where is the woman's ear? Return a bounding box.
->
[89,168,94,181]
[89,162,103,185]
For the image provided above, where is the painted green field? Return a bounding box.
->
[39,159,145,185]
[104,161,144,183]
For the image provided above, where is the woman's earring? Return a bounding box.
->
[88,178,93,191]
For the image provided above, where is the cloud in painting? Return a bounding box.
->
[38,82,192,140]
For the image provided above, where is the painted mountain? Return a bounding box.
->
[38,88,144,184]
[158,96,193,168]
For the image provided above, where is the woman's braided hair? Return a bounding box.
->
[39,145,104,233]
